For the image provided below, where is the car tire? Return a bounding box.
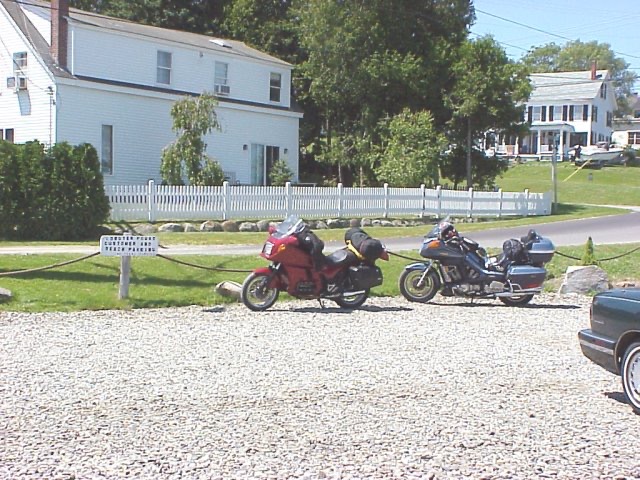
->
[622,342,640,414]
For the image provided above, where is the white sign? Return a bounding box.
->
[100,235,158,256]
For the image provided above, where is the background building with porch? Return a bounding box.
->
[489,68,617,160]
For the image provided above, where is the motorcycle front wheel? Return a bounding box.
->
[399,269,440,303]
[499,294,534,307]
[334,290,369,309]
[241,272,279,311]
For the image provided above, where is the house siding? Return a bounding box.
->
[0,5,55,144]
[56,81,299,186]
[68,24,290,108]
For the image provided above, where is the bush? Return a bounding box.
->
[0,140,109,240]
[581,237,597,266]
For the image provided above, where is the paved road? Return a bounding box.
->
[0,210,638,256]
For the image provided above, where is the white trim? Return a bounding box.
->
[579,338,614,356]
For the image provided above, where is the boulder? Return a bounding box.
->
[392,219,405,227]
[158,223,183,233]
[0,287,12,303]
[134,223,158,234]
[380,220,393,227]
[239,222,258,232]
[361,218,372,227]
[559,265,611,295]
[326,218,342,229]
[215,281,242,301]
[315,221,328,230]
[200,220,223,232]
[256,220,272,232]
[222,220,239,232]
[183,223,197,232]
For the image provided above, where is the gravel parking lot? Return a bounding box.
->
[1,294,639,479]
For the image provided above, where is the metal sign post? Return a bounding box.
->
[100,234,159,299]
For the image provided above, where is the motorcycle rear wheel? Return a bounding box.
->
[399,269,440,303]
[334,290,369,309]
[499,294,534,307]
[242,272,279,311]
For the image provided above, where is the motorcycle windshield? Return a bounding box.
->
[272,214,305,239]
[424,216,452,240]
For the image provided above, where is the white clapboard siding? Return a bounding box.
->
[106,181,553,222]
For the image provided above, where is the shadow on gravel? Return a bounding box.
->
[291,305,412,314]
[604,391,629,407]
[428,301,581,310]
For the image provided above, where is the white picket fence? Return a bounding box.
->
[106,181,552,222]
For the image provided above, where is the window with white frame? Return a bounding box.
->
[592,105,598,123]
[157,51,172,84]
[13,52,27,74]
[551,105,562,122]
[270,72,281,102]
[629,132,640,145]
[214,61,229,95]
[101,125,113,175]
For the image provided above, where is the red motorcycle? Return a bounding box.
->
[241,215,388,311]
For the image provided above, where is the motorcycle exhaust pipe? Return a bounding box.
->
[342,290,366,296]
[495,289,542,297]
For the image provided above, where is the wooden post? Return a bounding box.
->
[383,183,389,218]
[118,232,132,300]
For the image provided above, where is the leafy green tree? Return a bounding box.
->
[269,158,294,185]
[522,40,639,113]
[439,146,508,189]
[374,109,446,187]
[161,93,224,186]
[445,36,531,187]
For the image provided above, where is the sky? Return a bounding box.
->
[471,0,640,92]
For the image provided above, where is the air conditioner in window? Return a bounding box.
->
[16,76,28,90]
[214,84,230,96]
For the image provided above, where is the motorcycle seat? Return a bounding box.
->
[324,248,358,267]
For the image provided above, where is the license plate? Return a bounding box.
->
[263,242,274,255]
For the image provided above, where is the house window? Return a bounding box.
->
[592,106,598,123]
[532,106,542,122]
[600,83,607,99]
[569,105,574,121]
[1,128,15,143]
[629,132,640,145]
[550,105,562,122]
[250,144,280,185]
[541,106,547,122]
[583,104,589,121]
[269,72,281,102]
[157,51,172,84]
[606,111,612,127]
[214,61,229,95]
[562,105,568,121]
[13,52,27,73]
[101,125,113,175]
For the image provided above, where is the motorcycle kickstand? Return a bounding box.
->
[317,298,326,309]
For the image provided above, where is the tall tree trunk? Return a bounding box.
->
[466,117,472,188]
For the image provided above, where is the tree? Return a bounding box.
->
[439,146,508,189]
[522,40,639,113]
[445,36,531,187]
[374,110,446,187]
[269,158,294,186]
[161,93,225,186]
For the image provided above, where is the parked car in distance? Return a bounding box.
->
[578,288,640,414]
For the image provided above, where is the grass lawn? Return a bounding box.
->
[496,161,640,206]
[1,242,638,312]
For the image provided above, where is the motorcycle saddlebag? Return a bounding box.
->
[506,265,546,290]
[527,237,555,266]
[348,264,383,290]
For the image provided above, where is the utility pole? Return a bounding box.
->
[551,133,559,213]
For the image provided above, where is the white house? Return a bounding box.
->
[491,67,617,159]
[0,0,302,185]
[612,93,640,149]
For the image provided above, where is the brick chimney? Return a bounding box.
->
[590,60,597,80]
[51,0,69,69]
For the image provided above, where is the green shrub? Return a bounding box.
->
[581,236,597,266]
[0,140,109,241]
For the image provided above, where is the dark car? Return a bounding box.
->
[578,288,640,414]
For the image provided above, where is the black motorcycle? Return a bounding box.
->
[398,218,555,306]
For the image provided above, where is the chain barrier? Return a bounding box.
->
[387,251,425,263]
[553,246,640,262]
[157,254,254,273]
[0,252,101,277]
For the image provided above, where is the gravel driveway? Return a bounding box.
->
[1,295,639,479]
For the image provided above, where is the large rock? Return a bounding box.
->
[326,218,343,229]
[200,220,223,232]
[256,220,272,232]
[239,222,258,232]
[158,223,183,233]
[183,223,197,232]
[222,220,239,232]
[215,281,242,301]
[133,223,158,234]
[0,287,12,303]
[559,265,611,295]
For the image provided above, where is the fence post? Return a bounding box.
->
[436,185,442,218]
[147,180,156,223]
[337,183,343,218]
[468,187,474,218]
[223,181,230,220]
[498,188,503,218]
[285,181,292,216]
[420,184,426,218]
[383,183,390,218]
[524,188,530,217]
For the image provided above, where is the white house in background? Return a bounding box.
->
[0,0,302,185]
[612,93,640,149]
[490,67,617,159]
